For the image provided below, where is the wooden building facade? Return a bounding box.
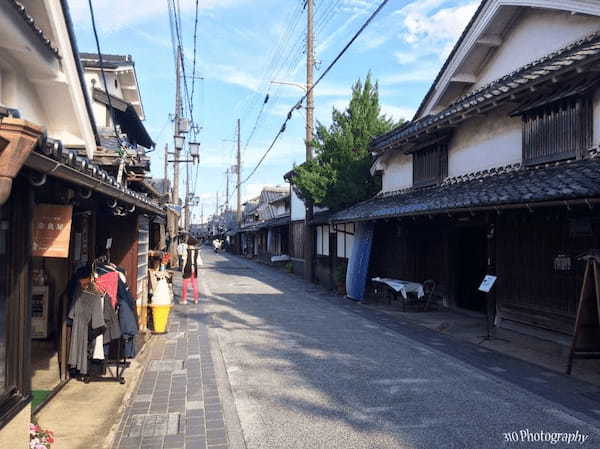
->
[331,0,600,337]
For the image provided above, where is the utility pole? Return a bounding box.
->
[306,0,314,162]
[164,143,168,182]
[173,46,182,209]
[304,0,315,282]
[225,168,230,212]
[236,118,242,223]
[185,155,190,230]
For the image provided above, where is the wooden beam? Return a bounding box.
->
[476,34,502,47]
[450,73,477,84]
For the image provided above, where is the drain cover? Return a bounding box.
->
[147,360,184,371]
[124,413,181,438]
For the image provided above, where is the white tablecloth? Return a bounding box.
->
[371,277,425,300]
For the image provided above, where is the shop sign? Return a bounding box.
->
[32,204,73,258]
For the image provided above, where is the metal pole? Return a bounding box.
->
[164,143,168,182]
[306,0,314,161]
[225,168,230,212]
[171,45,183,267]
[236,118,242,222]
[173,46,182,208]
[185,153,190,231]
[304,0,315,282]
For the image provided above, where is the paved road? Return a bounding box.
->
[198,250,600,449]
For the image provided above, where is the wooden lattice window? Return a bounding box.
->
[413,143,448,187]
[522,97,592,165]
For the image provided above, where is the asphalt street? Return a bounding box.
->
[197,249,600,449]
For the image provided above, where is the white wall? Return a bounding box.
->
[290,188,305,221]
[448,106,522,177]
[473,9,600,90]
[380,152,412,194]
[0,62,48,126]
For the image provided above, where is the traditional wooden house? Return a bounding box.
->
[238,186,290,263]
[332,0,600,337]
[0,1,163,445]
[284,169,355,287]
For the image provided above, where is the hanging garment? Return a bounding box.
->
[68,288,105,374]
[103,293,122,342]
[92,295,105,360]
[117,278,139,358]
[95,271,119,308]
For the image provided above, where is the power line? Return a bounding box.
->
[87,0,125,156]
[238,0,391,187]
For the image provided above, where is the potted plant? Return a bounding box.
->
[29,423,54,449]
[335,261,348,295]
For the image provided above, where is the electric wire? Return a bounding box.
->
[237,0,391,189]
[87,0,125,156]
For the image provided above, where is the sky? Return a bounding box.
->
[69,0,479,223]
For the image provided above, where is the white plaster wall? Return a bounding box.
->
[291,188,305,221]
[381,152,412,194]
[474,9,600,89]
[448,107,522,177]
[0,63,48,126]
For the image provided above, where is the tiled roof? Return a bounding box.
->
[372,31,600,153]
[79,52,134,69]
[331,158,600,223]
[25,138,163,214]
[8,0,60,58]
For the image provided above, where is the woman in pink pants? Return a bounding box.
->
[181,238,200,304]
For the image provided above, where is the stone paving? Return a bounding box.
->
[111,271,230,449]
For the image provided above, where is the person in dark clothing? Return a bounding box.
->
[181,237,201,304]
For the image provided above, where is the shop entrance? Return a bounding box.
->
[455,226,487,313]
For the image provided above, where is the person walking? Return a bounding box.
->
[181,238,201,304]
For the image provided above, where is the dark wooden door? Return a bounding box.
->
[456,226,487,313]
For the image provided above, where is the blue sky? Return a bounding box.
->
[70,0,478,222]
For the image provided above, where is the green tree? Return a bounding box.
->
[294,73,400,211]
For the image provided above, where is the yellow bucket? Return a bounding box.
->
[150,304,172,333]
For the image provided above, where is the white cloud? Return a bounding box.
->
[393,51,419,65]
[69,0,246,32]
[397,1,478,55]
[206,63,262,92]
[379,65,439,85]
[380,104,416,122]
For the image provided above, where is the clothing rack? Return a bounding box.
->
[81,337,129,384]
[76,256,132,384]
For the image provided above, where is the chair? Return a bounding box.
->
[422,279,436,312]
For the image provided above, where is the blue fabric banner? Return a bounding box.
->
[345,222,374,301]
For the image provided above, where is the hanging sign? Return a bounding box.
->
[478,275,497,293]
[32,204,73,258]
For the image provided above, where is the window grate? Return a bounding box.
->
[413,143,448,187]
[522,97,592,165]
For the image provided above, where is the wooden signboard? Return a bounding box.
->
[32,204,73,258]
[566,252,600,374]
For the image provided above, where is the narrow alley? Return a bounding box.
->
[115,250,600,449]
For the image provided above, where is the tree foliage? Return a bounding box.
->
[293,73,400,211]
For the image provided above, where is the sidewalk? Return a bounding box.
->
[110,271,233,449]
[361,299,600,386]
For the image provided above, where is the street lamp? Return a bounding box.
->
[174,134,185,150]
[270,80,307,92]
[189,141,200,163]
